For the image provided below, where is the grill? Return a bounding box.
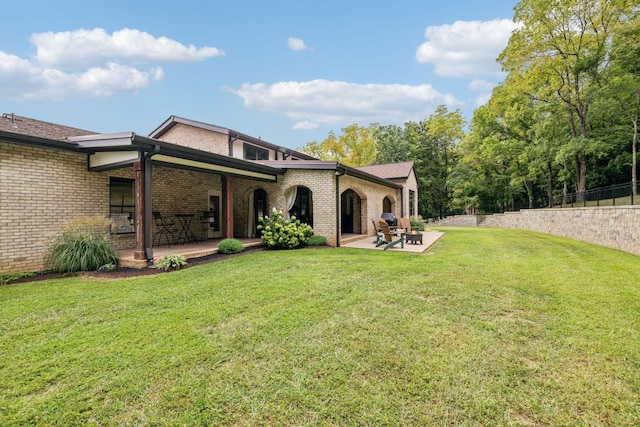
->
[380,212,397,227]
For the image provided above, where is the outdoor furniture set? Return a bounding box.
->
[373,216,423,250]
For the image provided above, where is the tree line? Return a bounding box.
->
[299,0,639,220]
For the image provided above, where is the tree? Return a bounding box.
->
[499,0,633,201]
[412,106,466,218]
[608,11,640,195]
[298,124,377,166]
[374,124,412,163]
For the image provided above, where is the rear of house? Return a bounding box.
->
[1,113,419,274]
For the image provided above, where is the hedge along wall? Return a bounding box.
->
[436,206,640,257]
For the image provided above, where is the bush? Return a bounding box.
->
[218,238,244,254]
[46,216,119,273]
[306,235,327,246]
[258,207,314,249]
[410,217,425,231]
[154,254,187,271]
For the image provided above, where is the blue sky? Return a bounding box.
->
[1,0,519,149]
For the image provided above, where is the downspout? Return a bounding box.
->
[335,167,345,247]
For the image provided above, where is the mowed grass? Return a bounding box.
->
[1,228,639,426]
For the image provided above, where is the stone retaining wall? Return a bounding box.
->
[432,206,640,257]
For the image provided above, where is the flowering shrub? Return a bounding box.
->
[258,207,314,249]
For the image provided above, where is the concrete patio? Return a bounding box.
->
[341,230,445,253]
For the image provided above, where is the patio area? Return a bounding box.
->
[342,230,445,253]
[119,238,263,268]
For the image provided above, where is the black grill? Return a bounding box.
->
[380,212,397,226]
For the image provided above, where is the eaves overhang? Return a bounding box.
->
[0,129,80,151]
[255,160,403,189]
[69,132,285,181]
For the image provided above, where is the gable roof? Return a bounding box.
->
[149,115,317,160]
[356,161,416,180]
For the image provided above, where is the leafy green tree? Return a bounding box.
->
[374,124,412,163]
[298,124,377,166]
[412,106,466,218]
[499,0,633,201]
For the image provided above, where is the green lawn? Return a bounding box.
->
[1,228,639,426]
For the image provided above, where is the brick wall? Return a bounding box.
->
[159,123,229,155]
[1,142,109,273]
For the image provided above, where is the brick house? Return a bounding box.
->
[1,113,419,274]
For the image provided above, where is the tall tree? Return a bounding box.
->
[499,0,633,201]
[608,11,640,196]
[374,124,412,163]
[412,106,466,218]
[298,124,377,166]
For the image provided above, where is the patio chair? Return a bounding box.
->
[153,211,176,246]
[371,218,384,244]
[377,219,405,250]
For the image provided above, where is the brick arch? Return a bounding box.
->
[340,187,367,234]
[284,185,313,226]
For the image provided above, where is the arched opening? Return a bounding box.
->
[383,196,392,213]
[287,186,313,227]
[252,188,267,237]
[341,189,362,233]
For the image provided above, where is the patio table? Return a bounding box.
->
[175,214,196,244]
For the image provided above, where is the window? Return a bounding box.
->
[244,143,269,160]
[109,178,135,234]
[409,190,416,216]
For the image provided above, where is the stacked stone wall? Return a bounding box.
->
[433,207,640,256]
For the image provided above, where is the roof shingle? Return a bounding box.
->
[356,161,415,180]
[0,113,96,141]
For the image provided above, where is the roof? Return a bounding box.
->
[0,113,96,141]
[356,161,416,180]
[149,115,316,160]
[255,160,402,189]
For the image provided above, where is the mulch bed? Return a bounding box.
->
[5,246,267,285]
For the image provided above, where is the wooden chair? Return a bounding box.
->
[376,219,405,250]
[371,218,384,244]
[399,217,412,233]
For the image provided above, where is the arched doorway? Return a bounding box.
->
[341,189,362,233]
[286,186,313,227]
[252,188,267,237]
[383,196,392,213]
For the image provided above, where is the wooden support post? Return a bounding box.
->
[133,161,147,260]
[221,175,234,238]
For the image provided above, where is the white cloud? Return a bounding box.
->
[468,79,496,92]
[416,19,519,77]
[474,92,492,107]
[229,79,461,126]
[287,37,310,51]
[0,28,218,101]
[31,28,224,68]
[292,121,319,130]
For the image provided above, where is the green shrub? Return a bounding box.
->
[410,218,425,231]
[46,216,119,273]
[154,254,188,271]
[258,207,314,249]
[306,235,327,246]
[218,238,244,254]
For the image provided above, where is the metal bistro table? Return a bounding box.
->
[174,214,196,244]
